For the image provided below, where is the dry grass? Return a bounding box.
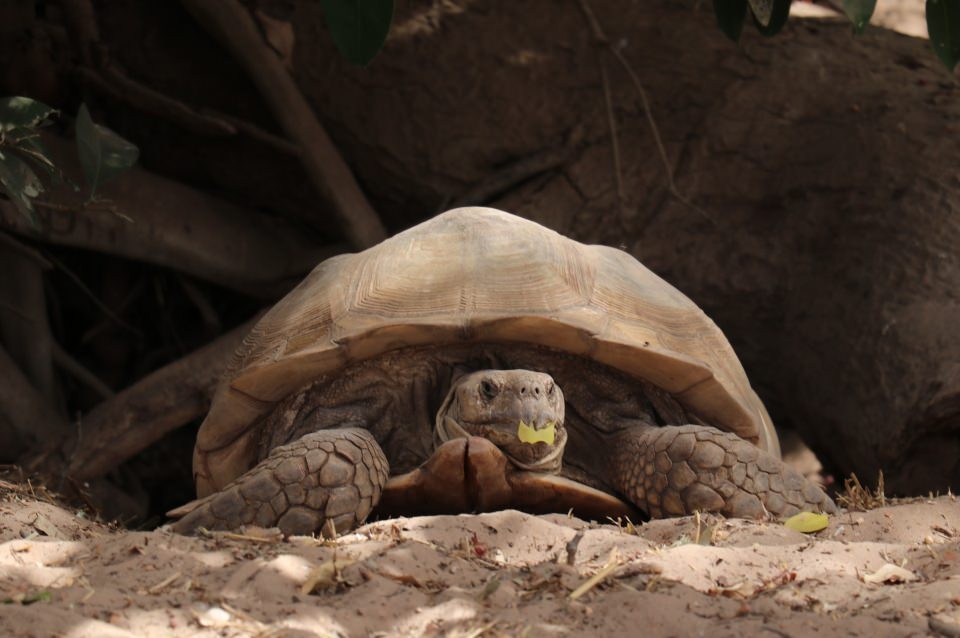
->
[0,465,64,506]
[836,472,887,511]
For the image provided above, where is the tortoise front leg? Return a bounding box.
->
[610,425,837,519]
[169,428,388,536]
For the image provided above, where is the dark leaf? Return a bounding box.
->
[842,0,877,34]
[714,0,749,42]
[320,0,394,66]
[0,96,58,134]
[9,132,58,178]
[0,148,43,225]
[75,103,139,195]
[927,0,960,70]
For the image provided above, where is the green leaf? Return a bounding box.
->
[753,0,791,36]
[927,0,960,70]
[748,0,773,27]
[714,0,749,42]
[75,103,139,195]
[842,0,877,34]
[319,0,394,66]
[0,148,44,225]
[3,590,52,605]
[0,96,58,134]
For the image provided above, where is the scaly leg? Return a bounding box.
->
[610,425,836,519]
[170,428,388,535]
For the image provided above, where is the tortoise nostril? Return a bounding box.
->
[534,386,541,395]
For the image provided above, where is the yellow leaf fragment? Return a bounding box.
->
[783,511,829,533]
[517,420,556,445]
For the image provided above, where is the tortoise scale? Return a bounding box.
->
[169,207,835,535]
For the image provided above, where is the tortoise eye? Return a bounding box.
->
[480,380,498,400]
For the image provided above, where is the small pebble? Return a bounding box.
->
[197,606,232,627]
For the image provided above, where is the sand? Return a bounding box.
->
[0,482,957,637]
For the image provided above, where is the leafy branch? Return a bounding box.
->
[0,97,139,226]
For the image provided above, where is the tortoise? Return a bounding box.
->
[169,207,836,536]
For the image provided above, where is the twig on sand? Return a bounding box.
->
[569,547,621,600]
[565,531,585,566]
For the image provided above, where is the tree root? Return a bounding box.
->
[0,234,60,407]
[57,0,101,66]
[28,316,257,483]
[0,344,69,446]
[447,135,582,210]
[0,135,340,298]
[576,0,714,226]
[75,65,300,157]
[50,341,113,401]
[180,0,388,248]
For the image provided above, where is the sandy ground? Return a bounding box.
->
[0,482,957,638]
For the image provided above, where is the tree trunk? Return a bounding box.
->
[276,0,960,494]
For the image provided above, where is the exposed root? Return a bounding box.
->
[0,136,338,298]
[27,316,257,482]
[0,344,69,446]
[180,0,388,248]
[447,137,581,210]
[0,234,59,406]
[50,341,113,400]
[76,66,300,156]
[600,60,625,216]
[575,0,715,225]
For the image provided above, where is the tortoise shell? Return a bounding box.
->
[193,207,777,497]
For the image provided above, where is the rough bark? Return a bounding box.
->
[278,1,960,494]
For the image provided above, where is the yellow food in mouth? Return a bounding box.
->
[517,420,556,445]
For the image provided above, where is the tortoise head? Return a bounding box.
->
[435,370,567,473]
